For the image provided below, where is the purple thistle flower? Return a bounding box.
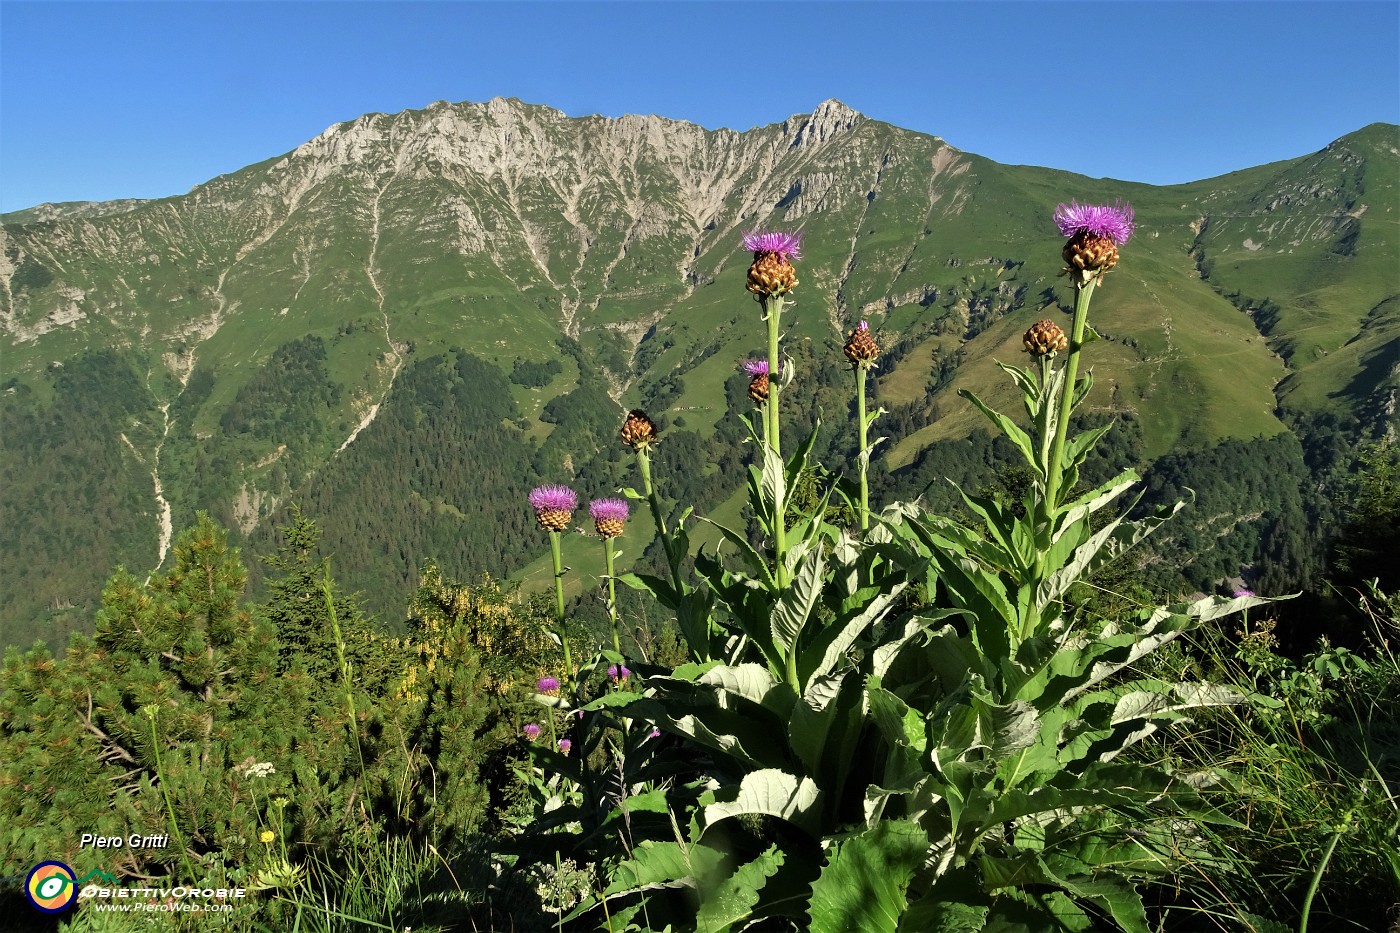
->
[608,664,630,683]
[557,739,572,755]
[523,723,541,741]
[528,484,578,513]
[858,320,870,332]
[589,498,630,523]
[1232,589,1256,598]
[1053,200,1135,244]
[742,358,781,376]
[649,727,661,739]
[741,229,802,261]
[537,676,560,695]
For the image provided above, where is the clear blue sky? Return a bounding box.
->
[2,1,1397,213]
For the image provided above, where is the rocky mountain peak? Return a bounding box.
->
[789,99,863,148]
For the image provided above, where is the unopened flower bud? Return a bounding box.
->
[620,410,658,449]
[843,320,879,366]
[1023,320,1068,357]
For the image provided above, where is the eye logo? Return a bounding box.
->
[25,860,78,913]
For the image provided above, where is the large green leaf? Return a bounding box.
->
[694,845,785,933]
[601,839,726,897]
[702,768,823,839]
[959,388,1037,468]
[808,820,930,933]
[770,541,824,658]
[788,667,855,778]
[802,583,907,684]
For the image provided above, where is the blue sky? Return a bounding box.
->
[2,1,1397,213]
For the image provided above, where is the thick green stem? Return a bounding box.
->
[764,295,789,590]
[145,709,196,880]
[1044,277,1098,511]
[855,365,870,533]
[604,541,621,656]
[1299,828,1344,933]
[549,531,572,673]
[325,579,367,781]
[639,448,684,592]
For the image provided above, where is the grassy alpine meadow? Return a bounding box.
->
[3,201,1397,933]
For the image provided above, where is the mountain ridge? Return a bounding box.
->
[1,97,1395,641]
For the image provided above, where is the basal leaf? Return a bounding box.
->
[703,768,823,839]
[808,820,929,933]
[695,845,785,933]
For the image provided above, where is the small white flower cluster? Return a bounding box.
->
[235,760,276,779]
[533,858,593,914]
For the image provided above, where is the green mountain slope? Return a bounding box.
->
[2,98,1395,640]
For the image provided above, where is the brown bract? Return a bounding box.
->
[1061,231,1120,284]
[620,409,658,448]
[746,252,798,298]
[844,327,880,365]
[747,372,770,404]
[594,517,625,538]
[535,508,573,532]
[1023,319,1069,357]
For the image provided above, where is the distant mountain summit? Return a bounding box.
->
[1,98,1395,640]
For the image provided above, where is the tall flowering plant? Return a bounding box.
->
[564,203,1262,932]
[529,484,578,674]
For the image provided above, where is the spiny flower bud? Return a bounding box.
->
[1054,200,1135,285]
[620,409,658,449]
[742,230,802,299]
[528,485,577,532]
[843,320,879,366]
[589,498,629,538]
[1023,319,1068,357]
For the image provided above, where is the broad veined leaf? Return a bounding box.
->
[1039,495,1183,609]
[802,583,907,684]
[694,845,785,933]
[770,542,824,658]
[618,571,677,607]
[789,667,855,777]
[600,839,727,898]
[698,663,782,706]
[866,679,928,755]
[700,518,777,591]
[668,711,783,770]
[959,388,1037,468]
[808,820,930,933]
[1038,856,1150,933]
[703,768,824,839]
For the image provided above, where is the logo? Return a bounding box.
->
[25,861,77,913]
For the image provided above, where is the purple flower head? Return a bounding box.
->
[742,359,770,376]
[741,229,802,261]
[523,722,541,741]
[1232,589,1256,599]
[528,484,578,513]
[858,320,870,333]
[557,739,572,755]
[588,498,630,523]
[608,664,631,683]
[537,676,560,695]
[649,727,661,739]
[1053,200,1135,244]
